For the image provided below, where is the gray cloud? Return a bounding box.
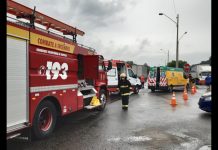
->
[95,37,153,65]
[13,0,211,66]
[71,0,130,28]
[15,0,130,29]
[138,38,151,51]
[75,0,123,17]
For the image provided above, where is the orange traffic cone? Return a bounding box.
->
[170,92,177,106]
[183,90,188,101]
[191,86,195,94]
[183,85,187,93]
[194,85,197,93]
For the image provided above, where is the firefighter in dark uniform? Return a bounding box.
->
[118,73,132,110]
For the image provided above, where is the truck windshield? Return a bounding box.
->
[201,72,211,76]
[128,69,135,77]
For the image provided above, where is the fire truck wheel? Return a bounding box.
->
[32,100,57,139]
[97,89,107,111]
[134,85,139,94]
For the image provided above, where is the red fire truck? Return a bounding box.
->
[7,0,111,140]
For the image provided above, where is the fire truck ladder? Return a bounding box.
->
[7,0,85,43]
[77,43,97,55]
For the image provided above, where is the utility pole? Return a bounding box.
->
[176,14,179,68]
[159,13,180,68]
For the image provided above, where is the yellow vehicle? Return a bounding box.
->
[147,66,189,92]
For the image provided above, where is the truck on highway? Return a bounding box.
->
[190,64,211,85]
[7,0,111,140]
[148,66,188,92]
[131,64,148,81]
[105,60,141,94]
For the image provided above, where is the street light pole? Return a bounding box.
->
[176,14,179,68]
[179,32,187,41]
[159,13,180,68]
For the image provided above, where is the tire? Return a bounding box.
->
[134,85,139,94]
[32,100,57,139]
[97,89,107,111]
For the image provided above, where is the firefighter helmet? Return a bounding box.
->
[120,73,126,77]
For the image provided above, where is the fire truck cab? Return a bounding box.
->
[106,60,141,94]
[7,0,110,140]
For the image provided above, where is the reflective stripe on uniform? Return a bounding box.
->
[120,85,129,88]
[121,93,130,96]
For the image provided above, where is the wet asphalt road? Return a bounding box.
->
[7,85,211,150]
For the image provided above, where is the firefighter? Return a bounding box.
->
[140,75,145,89]
[118,73,132,110]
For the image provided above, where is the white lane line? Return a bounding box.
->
[198,145,211,150]
[107,137,121,142]
[107,136,152,142]
[126,136,152,142]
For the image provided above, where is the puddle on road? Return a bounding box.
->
[167,130,201,149]
[112,127,206,149]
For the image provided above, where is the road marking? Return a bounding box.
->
[108,136,152,142]
[198,145,211,150]
[107,137,121,142]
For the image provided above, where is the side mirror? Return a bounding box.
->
[107,61,112,71]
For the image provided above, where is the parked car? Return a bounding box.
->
[198,91,211,112]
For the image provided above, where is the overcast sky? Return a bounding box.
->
[14,0,211,66]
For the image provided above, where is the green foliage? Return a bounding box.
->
[200,56,211,65]
[167,60,188,68]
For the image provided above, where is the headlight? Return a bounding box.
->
[204,96,211,101]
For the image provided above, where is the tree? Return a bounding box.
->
[200,56,211,65]
[167,60,188,68]
[144,62,148,66]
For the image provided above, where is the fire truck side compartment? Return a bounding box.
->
[7,36,29,133]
